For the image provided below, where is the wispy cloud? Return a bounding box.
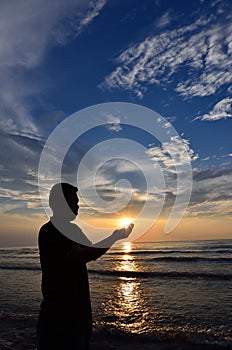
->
[101,1,232,101]
[78,0,106,33]
[146,136,198,170]
[0,130,44,214]
[0,0,107,134]
[194,97,232,121]
[0,0,106,69]
[155,11,172,29]
[53,0,107,44]
[0,0,107,216]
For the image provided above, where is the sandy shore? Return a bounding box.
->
[0,319,230,350]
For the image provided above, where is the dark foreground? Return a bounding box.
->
[0,319,231,350]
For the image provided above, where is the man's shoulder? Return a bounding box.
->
[66,222,92,246]
[38,221,59,242]
[39,221,53,233]
[38,220,92,246]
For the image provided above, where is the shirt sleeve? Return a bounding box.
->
[64,224,108,264]
[63,223,93,247]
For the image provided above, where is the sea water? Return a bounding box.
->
[0,239,231,346]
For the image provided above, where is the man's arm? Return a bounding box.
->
[65,224,134,264]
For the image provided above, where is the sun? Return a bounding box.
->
[120,217,133,228]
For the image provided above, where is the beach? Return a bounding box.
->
[0,318,231,350]
[0,240,231,349]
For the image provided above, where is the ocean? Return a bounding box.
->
[0,239,231,348]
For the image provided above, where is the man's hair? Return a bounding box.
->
[49,183,78,211]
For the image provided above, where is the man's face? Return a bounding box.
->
[66,193,79,218]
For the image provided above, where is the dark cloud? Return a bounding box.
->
[0,179,38,192]
[193,167,232,181]
[209,194,232,202]
[8,132,44,154]
[189,189,209,206]
[0,130,43,183]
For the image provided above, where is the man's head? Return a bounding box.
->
[49,183,79,221]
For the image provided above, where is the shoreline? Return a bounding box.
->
[0,319,231,350]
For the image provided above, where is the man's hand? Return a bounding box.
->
[112,223,134,242]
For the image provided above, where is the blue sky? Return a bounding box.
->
[0,0,232,246]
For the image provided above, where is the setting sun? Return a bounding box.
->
[120,217,133,228]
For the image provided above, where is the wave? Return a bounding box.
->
[92,327,232,348]
[0,255,39,260]
[198,243,232,250]
[0,265,231,280]
[4,255,229,263]
[1,247,231,257]
[149,256,232,262]
[0,248,38,255]
[88,269,232,281]
[109,249,232,255]
[0,265,41,271]
[0,310,37,320]
[0,314,231,348]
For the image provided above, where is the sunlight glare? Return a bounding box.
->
[120,217,133,228]
[123,241,132,253]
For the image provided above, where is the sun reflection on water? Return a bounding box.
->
[122,241,132,254]
[99,243,149,334]
[112,247,147,333]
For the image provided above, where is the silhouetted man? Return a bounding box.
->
[37,183,133,350]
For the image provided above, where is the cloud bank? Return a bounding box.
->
[101,1,232,121]
[0,0,106,215]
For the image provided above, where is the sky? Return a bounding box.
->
[0,0,232,246]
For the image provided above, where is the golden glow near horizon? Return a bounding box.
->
[0,212,231,247]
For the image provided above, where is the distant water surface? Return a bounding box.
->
[0,239,231,346]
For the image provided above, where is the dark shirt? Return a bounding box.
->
[38,220,94,328]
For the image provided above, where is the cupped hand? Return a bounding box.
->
[112,223,134,241]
